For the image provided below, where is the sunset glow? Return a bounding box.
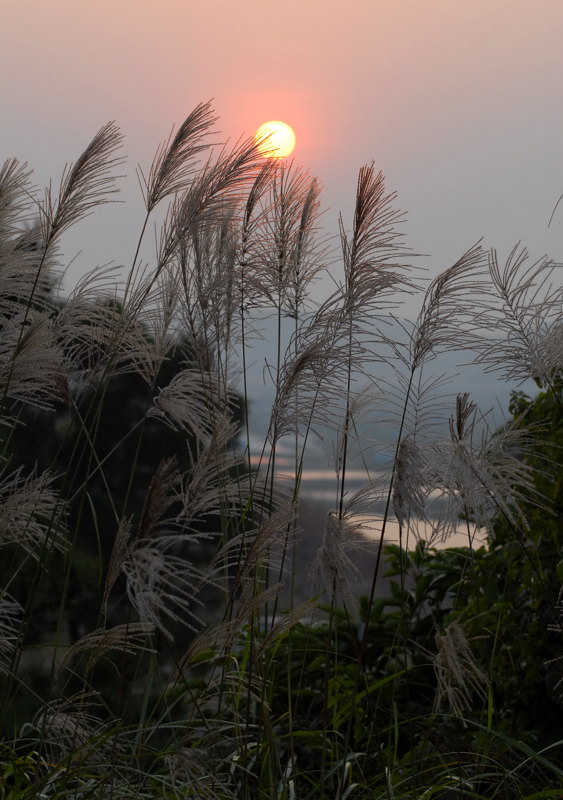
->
[255,120,296,158]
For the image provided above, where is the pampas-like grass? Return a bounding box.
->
[122,545,212,639]
[433,621,489,717]
[473,247,563,392]
[427,392,541,538]
[0,467,67,555]
[0,312,63,409]
[21,692,114,765]
[0,593,22,674]
[40,122,124,247]
[0,104,561,798]
[57,622,156,679]
[311,510,374,609]
[140,101,217,213]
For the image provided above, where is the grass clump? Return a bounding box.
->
[0,103,562,798]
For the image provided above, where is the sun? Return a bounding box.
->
[255,120,296,158]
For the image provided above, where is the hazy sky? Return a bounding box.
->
[3,0,563,302]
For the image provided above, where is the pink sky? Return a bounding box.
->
[2,0,563,298]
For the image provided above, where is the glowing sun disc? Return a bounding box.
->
[255,120,296,158]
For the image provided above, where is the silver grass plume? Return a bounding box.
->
[175,204,240,365]
[245,163,325,314]
[0,467,67,556]
[179,414,263,524]
[268,312,350,441]
[148,368,228,441]
[212,506,294,587]
[157,135,268,272]
[392,436,427,527]
[331,386,379,473]
[0,311,64,409]
[327,165,410,530]
[374,368,454,451]
[174,583,283,678]
[140,101,217,212]
[22,693,114,765]
[103,516,134,616]
[0,220,54,318]
[427,393,541,540]
[0,159,35,237]
[470,246,563,389]
[103,457,203,616]
[433,621,489,717]
[338,163,409,322]
[40,122,124,246]
[117,263,190,379]
[0,593,22,674]
[54,282,151,387]
[311,510,376,609]
[105,460,214,639]
[409,242,488,369]
[370,245,488,526]
[122,545,212,640]
[136,456,181,542]
[135,263,184,382]
[0,161,56,316]
[257,598,316,656]
[236,160,279,311]
[135,461,221,556]
[377,244,487,485]
[167,746,239,800]
[57,622,155,678]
